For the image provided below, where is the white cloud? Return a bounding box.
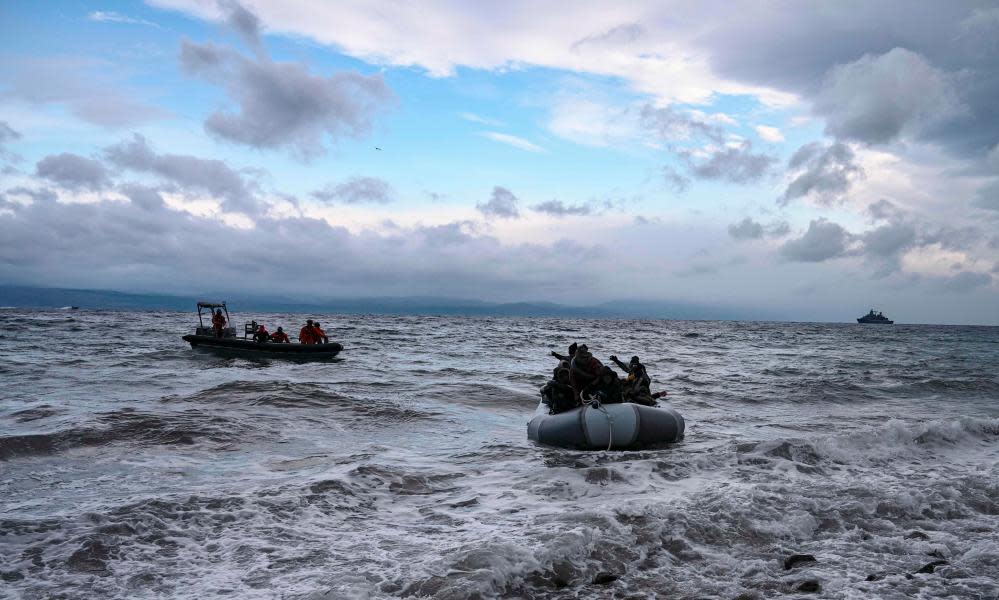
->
[460,112,504,126]
[480,131,546,153]
[755,125,784,142]
[547,98,638,148]
[88,11,160,28]
[148,0,798,107]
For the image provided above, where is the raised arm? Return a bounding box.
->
[609,355,630,373]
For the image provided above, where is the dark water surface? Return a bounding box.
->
[1,310,997,599]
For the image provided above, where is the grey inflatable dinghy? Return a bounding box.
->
[527,400,684,450]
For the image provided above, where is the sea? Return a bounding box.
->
[1,310,997,599]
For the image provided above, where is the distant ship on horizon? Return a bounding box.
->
[857,309,894,324]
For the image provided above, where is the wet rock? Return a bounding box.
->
[793,579,821,593]
[1,570,24,582]
[905,530,930,540]
[783,554,817,570]
[925,549,946,559]
[67,539,111,574]
[592,572,618,585]
[916,560,948,574]
[865,573,885,582]
[733,593,760,600]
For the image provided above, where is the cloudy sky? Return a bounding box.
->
[1,1,998,323]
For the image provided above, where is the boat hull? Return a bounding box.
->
[527,400,684,450]
[182,335,342,360]
[857,318,894,324]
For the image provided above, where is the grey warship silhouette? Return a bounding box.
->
[857,309,893,324]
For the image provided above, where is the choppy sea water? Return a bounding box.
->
[0,310,997,599]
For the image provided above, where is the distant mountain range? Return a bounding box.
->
[0,285,781,321]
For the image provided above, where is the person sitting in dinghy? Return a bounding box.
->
[540,367,578,414]
[550,342,577,363]
[299,320,317,344]
[569,344,603,401]
[581,366,623,404]
[270,326,290,343]
[611,355,657,406]
[313,321,329,344]
[550,343,577,378]
[253,324,270,342]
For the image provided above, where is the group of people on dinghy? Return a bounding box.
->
[541,342,667,415]
[211,309,330,344]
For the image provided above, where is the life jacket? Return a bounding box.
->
[313,326,327,341]
[271,331,290,343]
[212,313,226,328]
[299,326,316,344]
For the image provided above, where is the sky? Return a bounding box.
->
[0,1,998,324]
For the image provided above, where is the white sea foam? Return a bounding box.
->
[0,311,996,598]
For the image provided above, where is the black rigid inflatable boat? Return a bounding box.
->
[182,301,342,360]
[182,334,342,359]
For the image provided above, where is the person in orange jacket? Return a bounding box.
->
[211,309,227,338]
[299,319,316,344]
[270,326,290,343]
[313,321,329,344]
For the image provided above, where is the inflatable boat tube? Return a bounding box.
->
[182,335,342,360]
[527,400,684,450]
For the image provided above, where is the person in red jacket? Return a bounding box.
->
[270,326,290,343]
[253,324,270,342]
[299,320,316,344]
[313,321,329,344]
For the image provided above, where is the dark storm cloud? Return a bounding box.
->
[861,220,918,258]
[3,57,167,128]
[640,106,773,187]
[179,38,392,159]
[687,141,775,184]
[640,104,722,144]
[221,1,263,53]
[697,2,999,158]
[779,218,851,262]
[104,134,260,214]
[0,188,607,300]
[476,186,520,219]
[728,217,790,241]
[531,199,594,217]
[866,198,902,221]
[311,176,393,204]
[727,217,763,240]
[813,48,962,145]
[117,183,167,211]
[779,142,863,206]
[35,153,111,191]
